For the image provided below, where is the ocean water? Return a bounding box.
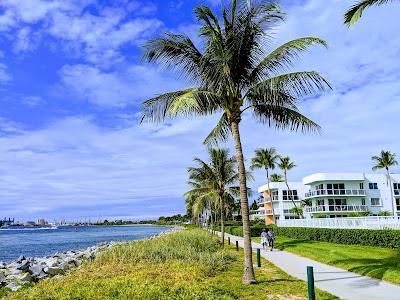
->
[0,225,170,262]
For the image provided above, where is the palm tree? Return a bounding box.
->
[270,173,284,182]
[372,150,398,215]
[185,148,240,246]
[344,0,395,26]
[141,1,330,283]
[278,156,302,218]
[251,148,279,222]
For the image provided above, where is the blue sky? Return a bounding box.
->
[0,0,399,222]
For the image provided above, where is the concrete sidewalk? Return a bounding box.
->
[218,232,400,300]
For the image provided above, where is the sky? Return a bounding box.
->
[0,0,399,222]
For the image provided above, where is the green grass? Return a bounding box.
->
[2,229,336,300]
[252,235,400,285]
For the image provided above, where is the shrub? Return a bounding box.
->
[274,227,400,248]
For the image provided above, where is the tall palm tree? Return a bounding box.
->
[185,148,240,246]
[372,150,398,215]
[141,1,330,283]
[270,173,284,182]
[251,148,279,222]
[278,156,302,218]
[344,0,395,26]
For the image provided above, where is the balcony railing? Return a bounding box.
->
[305,189,365,198]
[257,195,279,205]
[305,205,369,213]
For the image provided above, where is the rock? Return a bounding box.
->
[43,257,59,268]
[0,262,6,269]
[28,264,43,276]
[36,271,48,280]
[17,260,30,271]
[8,268,22,275]
[64,258,80,268]
[0,273,6,284]
[19,273,34,283]
[6,281,20,291]
[17,255,25,263]
[44,266,65,276]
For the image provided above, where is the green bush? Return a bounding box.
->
[274,227,400,248]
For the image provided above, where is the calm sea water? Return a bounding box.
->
[0,225,170,262]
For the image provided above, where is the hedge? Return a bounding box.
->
[213,225,400,248]
[275,227,400,248]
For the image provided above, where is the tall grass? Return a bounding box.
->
[95,229,236,275]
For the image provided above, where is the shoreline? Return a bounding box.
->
[0,226,181,293]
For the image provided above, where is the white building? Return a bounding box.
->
[255,172,400,224]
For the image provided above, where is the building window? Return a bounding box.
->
[283,190,298,201]
[371,198,381,206]
[327,183,345,195]
[317,199,325,206]
[316,184,323,190]
[361,198,366,205]
[360,182,364,189]
[369,183,378,190]
[394,183,400,190]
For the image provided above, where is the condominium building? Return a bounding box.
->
[254,172,400,224]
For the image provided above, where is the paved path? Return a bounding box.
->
[218,232,400,300]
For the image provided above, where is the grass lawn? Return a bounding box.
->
[252,235,400,285]
[2,229,336,300]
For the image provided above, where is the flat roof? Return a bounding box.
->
[302,173,365,185]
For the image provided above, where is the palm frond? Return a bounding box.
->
[143,33,202,81]
[250,37,328,80]
[203,113,231,145]
[251,104,321,134]
[344,0,393,27]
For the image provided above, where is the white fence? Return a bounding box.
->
[276,216,400,230]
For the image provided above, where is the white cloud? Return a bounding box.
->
[22,96,44,106]
[0,63,12,83]
[58,64,186,107]
[0,0,162,64]
[0,116,212,220]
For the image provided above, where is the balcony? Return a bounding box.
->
[257,195,279,205]
[305,205,369,214]
[304,189,365,199]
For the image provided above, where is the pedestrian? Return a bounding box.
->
[267,228,275,251]
[261,229,268,249]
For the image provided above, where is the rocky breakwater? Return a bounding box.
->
[0,242,112,292]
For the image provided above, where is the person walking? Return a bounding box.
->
[267,228,275,251]
[261,229,269,249]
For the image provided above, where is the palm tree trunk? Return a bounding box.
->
[209,200,214,232]
[266,168,276,223]
[220,195,225,246]
[285,171,302,218]
[387,168,396,215]
[230,120,256,284]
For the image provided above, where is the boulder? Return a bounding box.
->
[16,255,25,263]
[28,264,43,276]
[16,260,30,271]
[19,273,34,283]
[8,268,22,275]
[44,266,65,276]
[5,281,20,291]
[0,273,6,284]
[0,262,6,269]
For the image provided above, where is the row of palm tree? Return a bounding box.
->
[250,148,301,218]
[184,148,247,246]
[140,0,330,283]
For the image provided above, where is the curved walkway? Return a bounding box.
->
[219,232,400,300]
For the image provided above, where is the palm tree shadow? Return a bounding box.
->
[329,251,400,283]
[276,239,400,284]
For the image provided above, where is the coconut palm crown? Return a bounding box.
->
[141,0,331,283]
[270,173,284,182]
[344,0,395,26]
